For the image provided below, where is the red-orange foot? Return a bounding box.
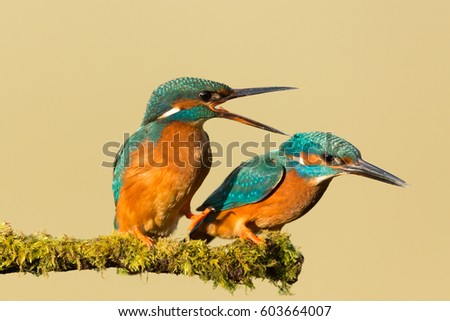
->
[184,212,195,219]
[132,226,154,248]
[240,229,263,244]
[188,207,213,232]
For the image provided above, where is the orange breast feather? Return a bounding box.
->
[116,122,211,236]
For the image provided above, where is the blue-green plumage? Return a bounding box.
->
[197,152,285,212]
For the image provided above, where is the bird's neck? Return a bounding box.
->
[139,118,207,146]
[157,120,208,141]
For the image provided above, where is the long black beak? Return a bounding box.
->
[343,159,407,187]
[227,86,297,100]
[215,86,296,136]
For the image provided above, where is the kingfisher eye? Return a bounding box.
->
[324,155,343,166]
[324,155,335,164]
[199,91,213,102]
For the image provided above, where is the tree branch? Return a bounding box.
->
[0,222,303,294]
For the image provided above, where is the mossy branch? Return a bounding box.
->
[0,222,303,294]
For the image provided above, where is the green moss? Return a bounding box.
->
[0,222,303,294]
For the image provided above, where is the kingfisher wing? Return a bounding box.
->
[112,138,129,205]
[197,154,285,212]
[112,125,154,205]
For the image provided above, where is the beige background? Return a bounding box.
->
[1,0,449,300]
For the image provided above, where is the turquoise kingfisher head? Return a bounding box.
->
[189,131,407,244]
[140,77,295,132]
[280,131,407,187]
[113,77,295,247]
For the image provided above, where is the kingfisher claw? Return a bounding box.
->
[188,207,213,233]
[132,226,154,248]
[184,212,196,219]
[240,229,263,244]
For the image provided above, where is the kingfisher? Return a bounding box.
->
[189,131,407,244]
[113,77,295,247]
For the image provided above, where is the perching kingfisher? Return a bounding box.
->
[189,131,407,244]
[113,77,295,247]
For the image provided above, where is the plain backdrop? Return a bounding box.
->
[1,0,449,300]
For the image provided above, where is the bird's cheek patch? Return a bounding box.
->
[172,98,205,110]
[300,152,325,166]
[342,157,354,165]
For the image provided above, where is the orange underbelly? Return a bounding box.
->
[115,122,211,236]
[248,171,330,229]
[116,163,207,235]
[205,170,331,238]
